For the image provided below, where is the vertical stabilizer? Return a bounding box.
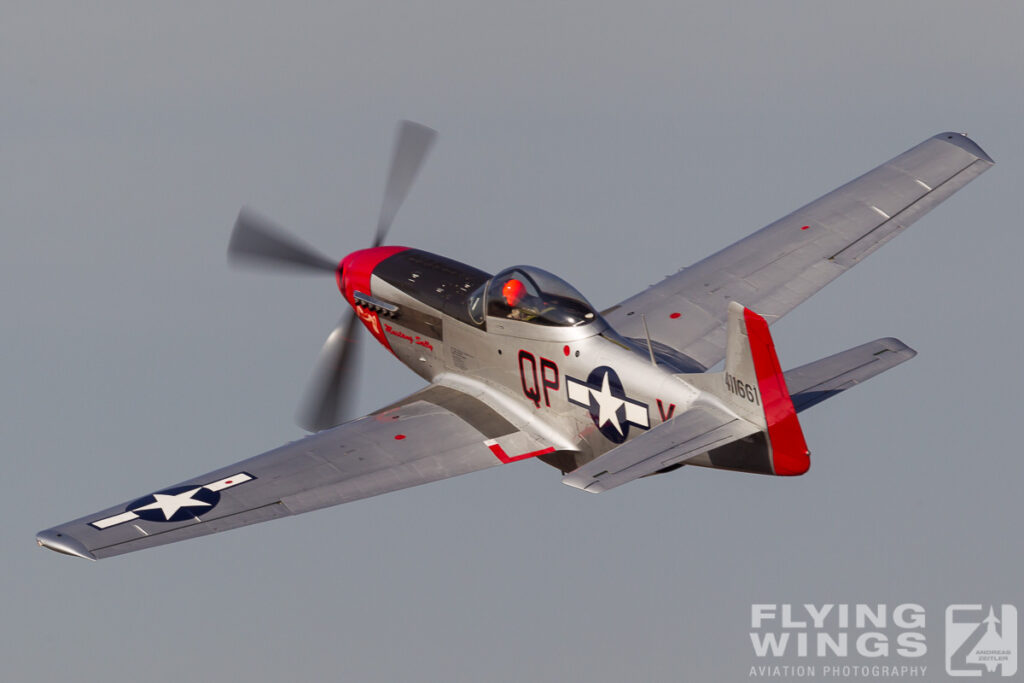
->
[686,302,810,476]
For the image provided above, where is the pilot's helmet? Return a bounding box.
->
[502,278,527,307]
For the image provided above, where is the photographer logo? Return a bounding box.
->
[946,605,1017,677]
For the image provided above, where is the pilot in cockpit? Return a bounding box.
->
[479,266,597,327]
[502,278,539,321]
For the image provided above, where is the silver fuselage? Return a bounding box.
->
[365,262,706,471]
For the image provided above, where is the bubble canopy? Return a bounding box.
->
[468,265,598,327]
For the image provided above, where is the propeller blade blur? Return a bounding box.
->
[228,207,338,273]
[373,120,437,247]
[296,309,361,432]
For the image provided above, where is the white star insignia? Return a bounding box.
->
[133,487,212,520]
[566,368,650,437]
[590,372,625,435]
[89,473,256,530]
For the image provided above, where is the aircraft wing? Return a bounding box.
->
[36,385,557,560]
[604,132,993,370]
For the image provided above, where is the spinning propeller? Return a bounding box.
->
[227,121,437,432]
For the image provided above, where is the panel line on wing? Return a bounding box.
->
[828,158,978,264]
[89,502,290,554]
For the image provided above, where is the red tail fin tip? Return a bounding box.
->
[742,308,810,476]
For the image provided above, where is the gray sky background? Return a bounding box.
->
[3,3,1022,681]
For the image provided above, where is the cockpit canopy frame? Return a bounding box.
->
[468,265,603,338]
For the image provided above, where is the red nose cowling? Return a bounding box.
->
[337,246,409,351]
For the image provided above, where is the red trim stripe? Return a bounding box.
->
[339,246,408,304]
[743,307,810,476]
[487,442,556,464]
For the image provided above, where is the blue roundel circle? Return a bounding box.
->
[126,485,221,523]
[585,366,629,444]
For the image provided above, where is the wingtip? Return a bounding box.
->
[36,529,96,561]
[934,131,994,164]
[560,470,607,493]
[876,337,918,360]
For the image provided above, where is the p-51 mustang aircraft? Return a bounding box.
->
[37,123,993,560]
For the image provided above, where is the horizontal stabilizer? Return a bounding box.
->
[562,400,759,493]
[785,338,916,413]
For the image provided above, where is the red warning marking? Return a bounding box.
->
[742,307,809,476]
[486,442,556,464]
[801,225,810,230]
[394,434,406,440]
[563,345,570,356]
[224,480,233,485]
[669,312,681,319]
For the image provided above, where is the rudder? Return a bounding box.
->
[686,302,810,476]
